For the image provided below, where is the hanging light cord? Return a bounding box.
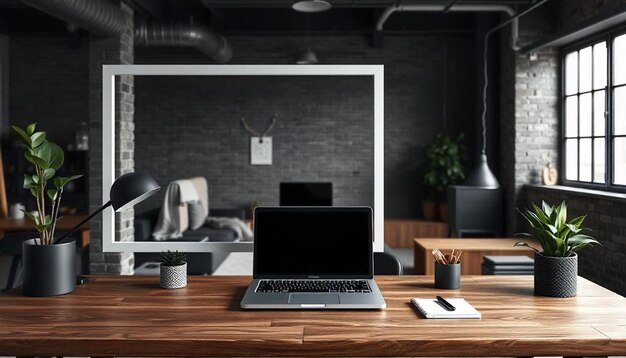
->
[480,0,552,154]
[241,116,278,138]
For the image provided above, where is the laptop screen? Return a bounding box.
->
[279,182,333,206]
[253,207,373,279]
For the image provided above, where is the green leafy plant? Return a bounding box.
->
[423,133,465,200]
[13,123,83,245]
[160,250,187,267]
[515,201,600,257]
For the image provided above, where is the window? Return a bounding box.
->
[562,30,626,190]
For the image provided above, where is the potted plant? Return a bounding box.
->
[160,250,188,289]
[12,123,82,296]
[423,133,465,221]
[515,201,600,297]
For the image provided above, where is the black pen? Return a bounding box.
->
[436,296,456,311]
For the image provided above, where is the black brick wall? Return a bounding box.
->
[8,34,89,148]
[135,35,478,217]
[134,75,375,211]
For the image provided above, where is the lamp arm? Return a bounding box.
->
[52,201,112,245]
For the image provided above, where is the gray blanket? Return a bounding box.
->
[206,217,253,242]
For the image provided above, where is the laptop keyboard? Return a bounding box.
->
[256,280,371,293]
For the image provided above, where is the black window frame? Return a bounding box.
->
[560,25,626,193]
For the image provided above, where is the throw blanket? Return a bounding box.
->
[153,180,200,240]
[206,217,254,242]
[177,179,200,203]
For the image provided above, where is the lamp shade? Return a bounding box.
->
[292,0,332,12]
[296,48,319,64]
[110,172,160,212]
[464,154,500,189]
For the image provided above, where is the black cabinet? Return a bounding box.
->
[447,185,502,237]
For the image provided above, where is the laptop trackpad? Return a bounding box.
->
[288,294,340,305]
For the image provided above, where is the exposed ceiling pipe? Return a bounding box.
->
[135,21,233,63]
[19,0,127,37]
[375,4,520,50]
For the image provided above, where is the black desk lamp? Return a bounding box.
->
[53,172,160,244]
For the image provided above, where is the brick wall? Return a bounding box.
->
[135,35,478,217]
[503,1,626,295]
[499,7,559,234]
[88,2,134,274]
[8,34,89,148]
[134,75,375,211]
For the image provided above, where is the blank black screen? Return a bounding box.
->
[279,182,333,206]
[254,207,372,278]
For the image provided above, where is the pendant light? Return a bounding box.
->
[464,24,500,188]
[292,0,332,13]
[464,0,551,188]
[293,2,328,65]
[296,48,319,64]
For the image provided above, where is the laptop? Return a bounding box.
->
[240,206,386,310]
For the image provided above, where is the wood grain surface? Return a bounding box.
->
[0,275,625,357]
[414,238,535,275]
[384,219,448,248]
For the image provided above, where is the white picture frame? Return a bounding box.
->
[102,64,384,253]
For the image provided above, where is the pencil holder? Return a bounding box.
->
[435,263,461,289]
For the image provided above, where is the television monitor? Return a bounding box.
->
[279,182,333,206]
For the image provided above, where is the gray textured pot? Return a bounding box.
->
[534,252,577,297]
[22,239,76,297]
[160,262,187,289]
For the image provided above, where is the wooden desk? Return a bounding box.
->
[0,215,90,247]
[1,275,625,357]
[414,238,535,275]
[384,219,447,248]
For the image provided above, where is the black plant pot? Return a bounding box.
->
[534,252,577,297]
[22,239,76,297]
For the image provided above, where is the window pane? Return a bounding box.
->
[594,42,607,90]
[565,96,578,137]
[566,139,578,181]
[615,86,626,135]
[614,137,626,185]
[594,90,606,136]
[579,138,592,182]
[614,34,626,86]
[594,138,605,183]
[579,47,592,92]
[565,51,578,95]
[580,93,592,136]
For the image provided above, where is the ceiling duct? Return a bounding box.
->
[135,21,233,63]
[376,3,520,50]
[20,0,127,37]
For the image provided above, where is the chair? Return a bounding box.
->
[0,232,36,291]
[374,252,403,275]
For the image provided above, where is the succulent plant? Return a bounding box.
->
[160,250,187,267]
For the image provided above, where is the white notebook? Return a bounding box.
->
[410,298,481,319]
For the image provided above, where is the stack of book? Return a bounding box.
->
[481,255,534,275]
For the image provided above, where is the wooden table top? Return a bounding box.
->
[414,238,535,251]
[1,275,625,357]
[0,214,88,232]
